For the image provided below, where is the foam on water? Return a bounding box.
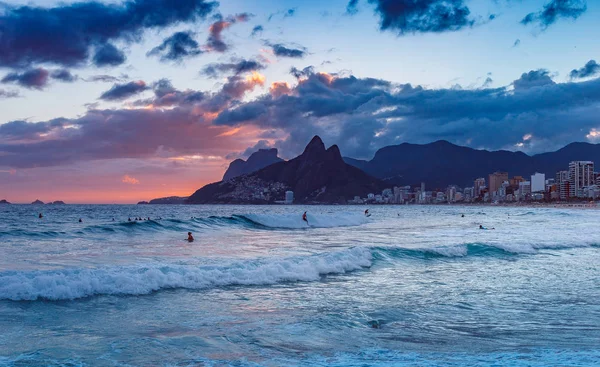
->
[0,247,372,301]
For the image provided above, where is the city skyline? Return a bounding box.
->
[1,0,600,203]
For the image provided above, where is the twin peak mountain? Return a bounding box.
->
[187,136,384,204]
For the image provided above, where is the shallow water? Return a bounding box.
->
[0,204,599,366]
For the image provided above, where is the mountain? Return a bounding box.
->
[223,148,283,181]
[0,199,10,204]
[31,200,44,205]
[343,140,600,188]
[148,196,188,204]
[188,136,385,204]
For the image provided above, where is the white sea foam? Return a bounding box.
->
[242,212,369,229]
[0,247,372,301]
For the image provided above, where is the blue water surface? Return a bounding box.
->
[0,204,599,366]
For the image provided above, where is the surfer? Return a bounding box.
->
[461,214,465,218]
[302,211,308,225]
[187,232,194,242]
[128,217,132,222]
[364,209,370,217]
[78,218,82,223]
[38,213,43,219]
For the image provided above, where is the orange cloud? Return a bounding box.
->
[122,175,140,184]
[270,81,291,97]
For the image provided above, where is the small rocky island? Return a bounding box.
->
[31,200,45,205]
[0,199,10,204]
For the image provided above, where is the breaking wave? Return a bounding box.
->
[0,247,372,301]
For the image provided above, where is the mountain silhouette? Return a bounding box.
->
[223,148,283,181]
[344,140,600,188]
[188,136,385,204]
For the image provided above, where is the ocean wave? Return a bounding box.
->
[0,247,372,301]
[372,242,598,260]
[238,212,369,229]
[0,213,368,239]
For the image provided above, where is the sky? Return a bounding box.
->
[0,0,599,203]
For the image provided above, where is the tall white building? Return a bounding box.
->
[531,172,546,193]
[569,161,594,198]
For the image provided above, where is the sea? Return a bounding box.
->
[0,204,599,366]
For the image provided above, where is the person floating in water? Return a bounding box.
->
[479,225,495,230]
[38,213,43,219]
[78,218,82,223]
[187,232,194,242]
[302,211,308,225]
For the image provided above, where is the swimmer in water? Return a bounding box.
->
[187,232,194,242]
[78,218,82,223]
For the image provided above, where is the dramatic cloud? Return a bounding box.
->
[93,43,127,67]
[147,31,202,62]
[201,59,266,78]
[250,25,264,37]
[513,69,555,90]
[99,81,149,101]
[0,71,267,169]
[122,175,140,184]
[206,13,252,52]
[1,68,49,89]
[0,0,217,68]
[51,69,78,83]
[521,0,587,29]
[211,67,600,159]
[366,0,474,35]
[570,60,600,80]
[269,43,307,58]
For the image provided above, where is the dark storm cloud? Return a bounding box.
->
[570,60,600,80]
[512,69,555,90]
[366,0,474,35]
[93,43,127,67]
[147,32,202,62]
[1,68,49,89]
[212,67,600,159]
[250,25,264,37]
[521,0,586,29]
[99,81,149,101]
[0,0,217,68]
[269,43,307,58]
[201,59,266,78]
[51,69,78,83]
